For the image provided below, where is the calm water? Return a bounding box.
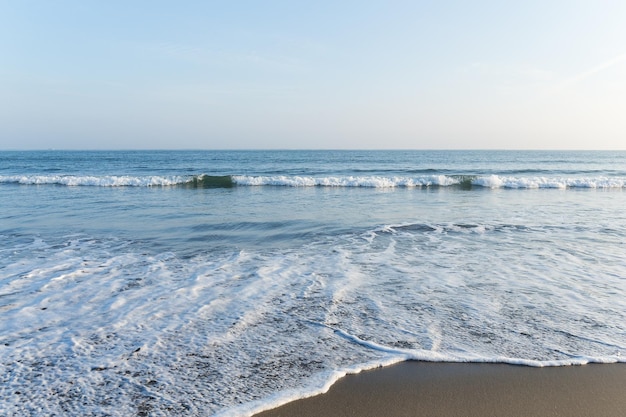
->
[1,150,625,416]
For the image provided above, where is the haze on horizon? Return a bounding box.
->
[1,1,625,150]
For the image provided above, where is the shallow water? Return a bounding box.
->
[1,150,625,416]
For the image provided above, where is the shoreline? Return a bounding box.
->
[254,361,626,417]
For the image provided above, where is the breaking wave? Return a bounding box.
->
[2,174,626,189]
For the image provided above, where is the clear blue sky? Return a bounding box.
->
[1,1,625,149]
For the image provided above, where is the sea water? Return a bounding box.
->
[1,150,625,416]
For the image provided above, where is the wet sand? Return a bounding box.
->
[254,361,626,417]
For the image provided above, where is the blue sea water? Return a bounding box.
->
[1,150,625,416]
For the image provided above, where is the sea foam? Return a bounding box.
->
[3,219,624,416]
[3,174,625,189]
[3,150,626,416]
[0,174,185,187]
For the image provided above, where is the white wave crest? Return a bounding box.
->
[472,175,626,189]
[2,174,626,189]
[0,175,186,187]
[232,175,458,187]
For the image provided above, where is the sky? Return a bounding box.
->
[1,0,625,150]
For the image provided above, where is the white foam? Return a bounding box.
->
[216,356,406,417]
[234,175,626,189]
[472,175,626,189]
[2,223,626,416]
[2,174,626,189]
[232,175,459,187]
[0,174,186,187]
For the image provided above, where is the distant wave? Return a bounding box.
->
[0,174,185,187]
[2,174,626,189]
[232,174,460,187]
[0,174,234,188]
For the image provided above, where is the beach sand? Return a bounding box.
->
[254,361,626,417]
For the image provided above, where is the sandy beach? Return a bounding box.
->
[255,361,626,417]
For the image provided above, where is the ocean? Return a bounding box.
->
[1,150,625,416]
